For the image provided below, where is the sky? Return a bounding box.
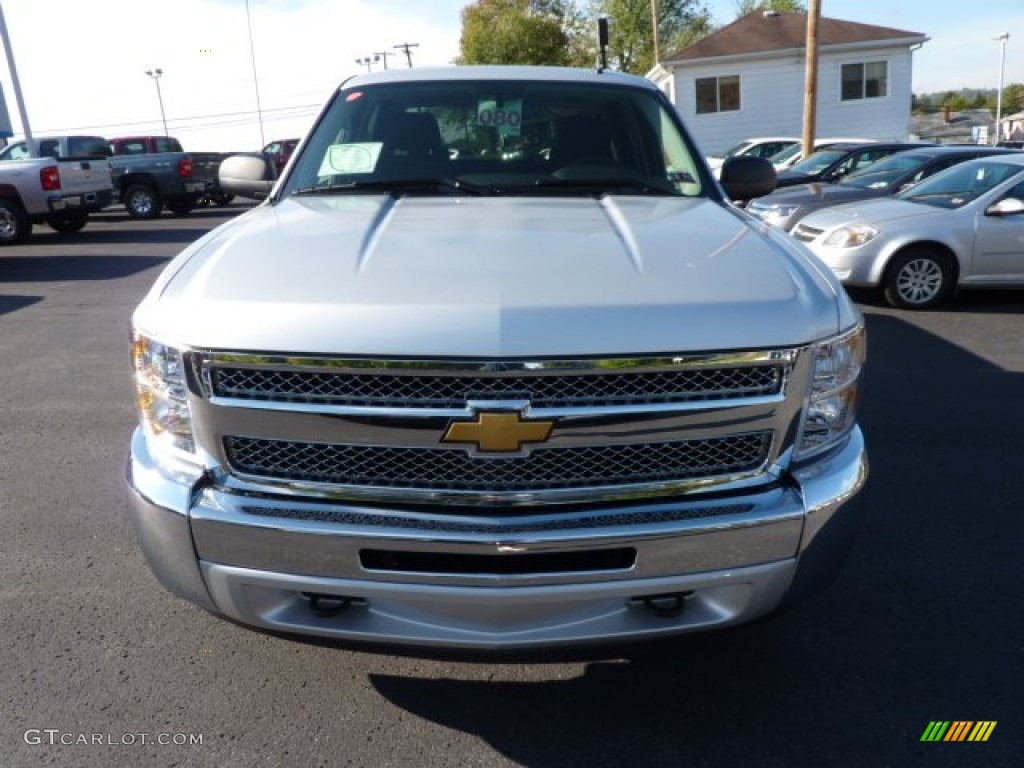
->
[0,0,1021,152]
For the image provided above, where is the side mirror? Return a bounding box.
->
[720,156,776,202]
[218,153,276,200]
[985,197,1024,216]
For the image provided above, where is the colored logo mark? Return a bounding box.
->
[920,721,996,742]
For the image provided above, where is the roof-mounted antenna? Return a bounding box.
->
[597,16,609,72]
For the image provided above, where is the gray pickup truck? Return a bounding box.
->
[0,137,114,243]
[108,135,222,219]
[128,66,867,651]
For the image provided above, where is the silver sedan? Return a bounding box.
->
[792,154,1024,308]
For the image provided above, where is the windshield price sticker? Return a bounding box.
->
[477,99,523,137]
[319,143,382,176]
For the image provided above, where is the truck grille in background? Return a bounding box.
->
[209,365,783,408]
[224,432,772,492]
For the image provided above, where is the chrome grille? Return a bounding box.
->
[224,432,772,492]
[209,365,783,408]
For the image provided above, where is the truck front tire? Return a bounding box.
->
[0,198,31,244]
[124,184,162,219]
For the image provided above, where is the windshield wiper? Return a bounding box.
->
[521,177,677,196]
[291,178,492,196]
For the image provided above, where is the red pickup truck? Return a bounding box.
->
[109,136,186,155]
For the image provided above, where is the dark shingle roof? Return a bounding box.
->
[665,11,927,62]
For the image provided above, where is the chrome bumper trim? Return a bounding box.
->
[189,488,804,586]
[199,560,797,649]
[127,425,867,649]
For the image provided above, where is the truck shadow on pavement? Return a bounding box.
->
[96,205,252,226]
[26,227,215,247]
[363,310,1021,767]
[847,285,1024,315]
[0,255,168,284]
[0,295,43,316]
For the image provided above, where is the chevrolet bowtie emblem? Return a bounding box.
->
[442,411,555,453]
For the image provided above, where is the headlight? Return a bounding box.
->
[764,204,799,221]
[795,324,865,460]
[749,203,798,222]
[132,332,197,460]
[822,225,878,248]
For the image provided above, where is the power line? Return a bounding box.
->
[34,103,321,136]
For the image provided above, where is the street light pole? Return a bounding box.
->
[994,33,1009,144]
[145,68,168,137]
[0,2,33,150]
[245,0,266,147]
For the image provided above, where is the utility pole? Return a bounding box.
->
[393,42,419,68]
[650,0,660,64]
[0,2,33,151]
[801,0,821,158]
[374,51,393,70]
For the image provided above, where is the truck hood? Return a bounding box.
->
[138,195,846,357]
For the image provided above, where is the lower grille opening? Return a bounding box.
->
[360,548,636,575]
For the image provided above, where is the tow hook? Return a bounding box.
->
[303,593,364,617]
[630,591,693,618]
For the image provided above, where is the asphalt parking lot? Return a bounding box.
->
[1,203,1021,767]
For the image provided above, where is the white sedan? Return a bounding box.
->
[705,136,798,178]
[791,154,1024,308]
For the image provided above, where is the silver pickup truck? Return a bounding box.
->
[128,66,867,651]
[0,141,114,243]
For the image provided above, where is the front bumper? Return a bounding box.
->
[127,427,867,650]
[805,244,887,287]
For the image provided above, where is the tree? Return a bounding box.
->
[460,0,575,66]
[940,91,969,112]
[735,0,806,15]
[1002,83,1024,115]
[590,0,714,75]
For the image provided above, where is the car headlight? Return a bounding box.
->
[822,225,878,248]
[764,204,799,221]
[795,324,865,460]
[132,332,197,461]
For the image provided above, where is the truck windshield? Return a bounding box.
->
[282,79,705,198]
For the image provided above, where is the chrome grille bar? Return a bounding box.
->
[224,432,773,492]
[200,351,795,409]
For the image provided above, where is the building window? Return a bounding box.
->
[696,75,740,114]
[841,61,888,100]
